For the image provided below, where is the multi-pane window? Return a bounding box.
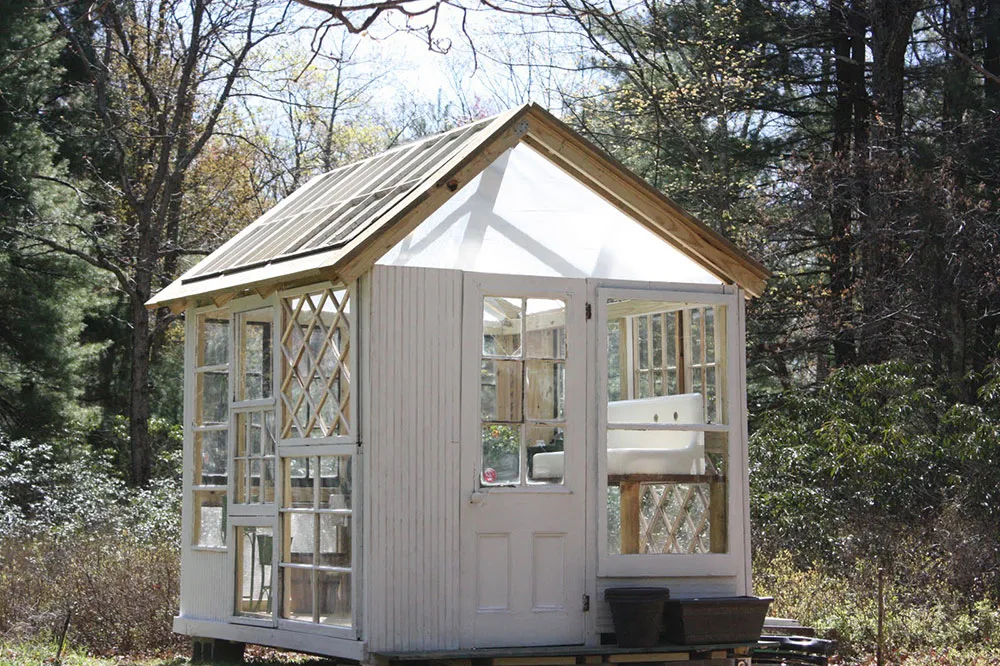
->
[279,455,352,627]
[633,311,680,399]
[604,297,729,557]
[192,312,229,548]
[233,411,276,505]
[611,305,722,423]
[280,287,352,440]
[233,309,276,507]
[686,307,719,422]
[480,297,567,486]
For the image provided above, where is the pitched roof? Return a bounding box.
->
[148,103,769,309]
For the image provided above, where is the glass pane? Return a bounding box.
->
[284,458,315,509]
[607,320,622,402]
[319,456,351,510]
[527,424,564,485]
[705,308,716,359]
[482,424,520,486]
[240,310,273,401]
[200,316,229,367]
[605,298,730,556]
[637,316,649,369]
[283,512,315,566]
[525,360,565,420]
[197,430,228,485]
[281,567,313,621]
[198,372,228,424]
[691,309,703,362]
[261,459,275,504]
[318,514,352,567]
[480,360,523,422]
[194,490,226,547]
[524,299,566,359]
[652,314,663,369]
[235,526,274,618]
[317,571,351,627]
[483,297,522,357]
[250,460,261,503]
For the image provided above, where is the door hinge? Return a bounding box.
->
[585,303,592,320]
[582,594,591,612]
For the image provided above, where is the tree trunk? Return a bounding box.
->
[858,0,918,364]
[130,285,152,487]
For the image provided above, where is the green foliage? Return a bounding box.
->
[750,362,1000,567]
[0,435,180,542]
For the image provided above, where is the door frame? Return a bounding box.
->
[586,279,747,581]
[458,271,591,648]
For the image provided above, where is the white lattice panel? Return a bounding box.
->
[280,288,351,439]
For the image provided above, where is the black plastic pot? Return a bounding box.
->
[661,596,773,645]
[605,587,670,648]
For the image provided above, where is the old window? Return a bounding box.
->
[192,312,229,548]
[279,455,353,628]
[232,308,276,508]
[603,295,731,562]
[235,525,275,618]
[480,296,567,486]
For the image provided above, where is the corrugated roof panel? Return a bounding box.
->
[182,117,497,283]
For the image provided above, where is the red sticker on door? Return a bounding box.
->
[482,468,497,483]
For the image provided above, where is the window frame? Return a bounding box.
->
[596,286,743,578]
[228,294,280,519]
[187,305,233,552]
[275,444,364,640]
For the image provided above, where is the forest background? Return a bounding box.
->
[1,0,1000,663]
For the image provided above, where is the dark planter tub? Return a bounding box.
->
[662,596,772,645]
[605,587,671,648]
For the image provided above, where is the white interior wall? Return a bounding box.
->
[377,144,723,285]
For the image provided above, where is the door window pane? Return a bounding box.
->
[482,425,520,486]
[604,297,729,556]
[235,526,274,618]
[480,296,568,487]
[483,297,522,357]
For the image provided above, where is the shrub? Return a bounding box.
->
[0,434,182,655]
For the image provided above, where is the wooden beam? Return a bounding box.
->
[606,653,688,663]
[619,480,641,554]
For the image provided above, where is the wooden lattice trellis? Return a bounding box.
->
[280,288,351,439]
[638,483,712,554]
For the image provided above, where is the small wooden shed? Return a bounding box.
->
[149,103,769,663]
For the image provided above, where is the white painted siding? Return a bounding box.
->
[179,551,230,620]
[365,265,463,652]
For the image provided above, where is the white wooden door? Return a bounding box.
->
[459,273,587,648]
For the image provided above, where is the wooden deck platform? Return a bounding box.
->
[372,641,757,666]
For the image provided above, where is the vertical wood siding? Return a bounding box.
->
[365,265,463,652]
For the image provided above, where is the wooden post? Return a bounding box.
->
[620,481,641,554]
[709,479,727,553]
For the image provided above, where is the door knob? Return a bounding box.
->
[469,490,488,505]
